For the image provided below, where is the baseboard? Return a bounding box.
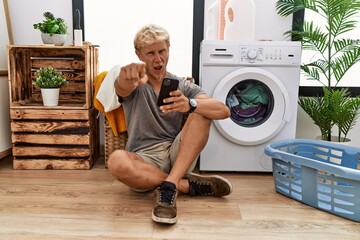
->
[0,148,12,159]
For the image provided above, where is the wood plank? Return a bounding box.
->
[31,59,85,70]
[8,45,86,58]
[12,134,90,145]
[10,102,87,108]
[12,146,90,157]
[11,121,89,133]
[29,70,86,81]
[32,81,86,93]
[10,109,91,120]
[31,92,86,104]
[13,158,92,170]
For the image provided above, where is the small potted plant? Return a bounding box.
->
[34,67,67,106]
[33,12,68,46]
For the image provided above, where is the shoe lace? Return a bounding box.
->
[159,186,176,205]
[190,180,213,196]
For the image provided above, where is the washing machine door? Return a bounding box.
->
[213,67,291,146]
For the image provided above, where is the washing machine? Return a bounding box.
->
[199,40,302,172]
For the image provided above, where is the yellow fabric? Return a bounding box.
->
[94,71,126,136]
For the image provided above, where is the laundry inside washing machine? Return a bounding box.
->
[226,79,274,127]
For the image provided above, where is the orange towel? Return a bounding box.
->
[94,71,126,136]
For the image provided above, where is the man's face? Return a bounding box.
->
[136,40,169,81]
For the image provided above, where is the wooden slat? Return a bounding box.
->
[32,82,86,93]
[10,109,91,120]
[12,134,90,145]
[8,46,85,58]
[11,121,89,133]
[12,146,90,157]
[31,92,86,103]
[56,71,85,81]
[31,59,85,70]
[31,71,86,81]
[84,47,91,109]
[13,158,92,170]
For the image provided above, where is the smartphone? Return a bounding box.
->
[157,78,179,106]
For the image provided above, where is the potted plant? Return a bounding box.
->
[33,12,68,46]
[34,67,67,106]
[276,0,360,142]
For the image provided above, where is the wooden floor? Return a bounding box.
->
[0,156,359,240]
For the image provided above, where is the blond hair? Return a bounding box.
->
[134,24,170,50]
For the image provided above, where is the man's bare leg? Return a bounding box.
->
[107,150,167,190]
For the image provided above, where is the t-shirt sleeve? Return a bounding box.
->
[179,78,206,99]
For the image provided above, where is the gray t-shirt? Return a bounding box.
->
[122,74,204,152]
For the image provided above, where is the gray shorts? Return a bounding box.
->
[135,132,198,174]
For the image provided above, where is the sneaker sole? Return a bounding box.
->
[187,173,233,195]
[151,210,178,224]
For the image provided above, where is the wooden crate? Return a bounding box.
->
[10,108,99,169]
[7,44,98,109]
[7,44,100,169]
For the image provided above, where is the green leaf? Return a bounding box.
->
[33,12,68,34]
[34,67,67,88]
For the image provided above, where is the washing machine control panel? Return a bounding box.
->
[200,41,302,66]
[240,47,284,64]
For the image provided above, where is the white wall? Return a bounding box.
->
[1,2,11,154]
[0,2,8,69]
[0,76,11,153]
[8,0,74,45]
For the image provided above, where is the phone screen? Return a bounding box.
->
[157,78,179,106]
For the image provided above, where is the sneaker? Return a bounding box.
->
[184,173,233,197]
[151,181,178,224]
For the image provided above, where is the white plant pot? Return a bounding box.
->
[41,34,67,46]
[41,88,60,106]
[315,135,351,146]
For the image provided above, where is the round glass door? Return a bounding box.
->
[213,67,291,145]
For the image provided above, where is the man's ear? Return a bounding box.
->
[135,49,142,60]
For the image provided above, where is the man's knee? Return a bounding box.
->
[107,150,128,176]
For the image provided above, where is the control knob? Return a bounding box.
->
[247,49,258,60]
